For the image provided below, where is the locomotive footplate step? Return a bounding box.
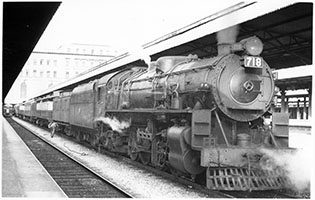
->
[207,167,287,191]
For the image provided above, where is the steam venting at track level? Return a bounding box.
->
[260,147,310,192]
[95,117,131,133]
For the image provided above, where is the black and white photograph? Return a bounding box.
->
[2,0,313,198]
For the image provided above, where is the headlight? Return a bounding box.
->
[244,36,263,56]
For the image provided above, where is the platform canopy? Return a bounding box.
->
[274,65,313,91]
[2,2,61,102]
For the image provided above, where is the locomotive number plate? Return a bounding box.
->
[244,56,262,68]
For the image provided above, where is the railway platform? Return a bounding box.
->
[2,116,67,198]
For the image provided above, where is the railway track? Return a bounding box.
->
[10,117,306,198]
[99,144,300,199]
[7,118,133,198]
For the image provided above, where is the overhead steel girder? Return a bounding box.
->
[240,25,312,64]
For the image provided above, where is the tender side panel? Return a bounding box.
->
[70,82,96,129]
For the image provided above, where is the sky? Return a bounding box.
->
[34,0,241,53]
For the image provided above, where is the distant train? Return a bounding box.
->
[3,104,15,117]
[15,36,295,191]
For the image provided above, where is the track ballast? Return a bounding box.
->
[7,117,132,198]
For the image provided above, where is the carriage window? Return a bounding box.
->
[107,82,113,90]
[97,87,101,102]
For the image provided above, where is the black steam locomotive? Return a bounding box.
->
[15,36,294,191]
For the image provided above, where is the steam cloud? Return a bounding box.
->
[216,25,239,44]
[111,41,151,67]
[129,45,151,67]
[96,117,131,133]
[260,147,311,192]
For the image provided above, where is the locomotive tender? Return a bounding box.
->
[15,36,294,191]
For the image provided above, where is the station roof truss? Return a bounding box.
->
[152,2,312,70]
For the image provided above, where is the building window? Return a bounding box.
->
[47,71,50,78]
[91,49,94,54]
[65,72,69,78]
[26,70,29,77]
[54,60,57,66]
[40,59,44,65]
[33,70,37,77]
[53,71,57,78]
[33,59,37,65]
[40,71,43,77]
[47,60,50,65]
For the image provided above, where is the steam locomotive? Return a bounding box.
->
[15,36,294,191]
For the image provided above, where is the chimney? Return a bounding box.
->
[216,25,239,56]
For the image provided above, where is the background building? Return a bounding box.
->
[5,43,118,103]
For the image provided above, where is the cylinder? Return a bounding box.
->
[167,126,204,175]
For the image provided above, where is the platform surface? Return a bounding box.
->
[2,117,67,198]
